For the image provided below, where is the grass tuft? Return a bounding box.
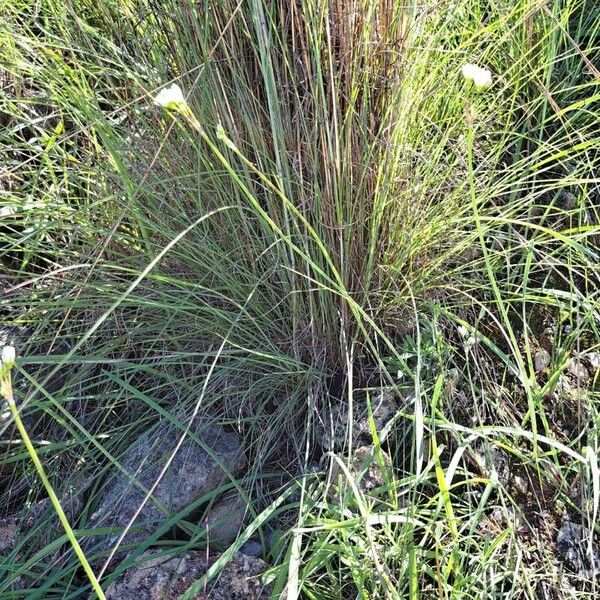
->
[1,0,600,598]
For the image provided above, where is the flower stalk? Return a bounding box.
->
[0,348,106,600]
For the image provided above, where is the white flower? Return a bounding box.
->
[1,346,16,368]
[457,325,477,351]
[461,63,493,89]
[457,325,470,338]
[153,83,187,110]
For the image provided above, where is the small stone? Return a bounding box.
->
[511,475,528,496]
[534,349,551,374]
[351,446,392,493]
[265,529,284,552]
[204,493,248,548]
[240,540,263,557]
[567,360,589,384]
[559,192,577,211]
[584,352,600,373]
[0,516,17,555]
[556,521,600,576]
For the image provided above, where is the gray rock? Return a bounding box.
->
[351,446,392,493]
[0,327,21,349]
[0,515,17,555]
[204,492,248,548]
[534,349,551,374]
[265,529,284,553]
[105,549,273,600]
[556,521,600,576]
[240,540,263,557]
[584,352,600,373]
[567,360,590,384]
[86,421,246,566]
[559,191,578,211]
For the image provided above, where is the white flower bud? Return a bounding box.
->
[461,63,493,89]
[153,83,187,110]
[1,345,16,368]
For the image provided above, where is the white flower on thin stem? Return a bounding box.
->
[1,346,16,368]
[461,63,493,90]
[457,326,476,351]
[153,83,187,111]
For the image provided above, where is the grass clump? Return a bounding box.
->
[1,0,600,598]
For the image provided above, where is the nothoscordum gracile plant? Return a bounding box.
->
[0,348,106,599]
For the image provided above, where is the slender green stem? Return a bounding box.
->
[465,104,538,453]
[0,368,106,600]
